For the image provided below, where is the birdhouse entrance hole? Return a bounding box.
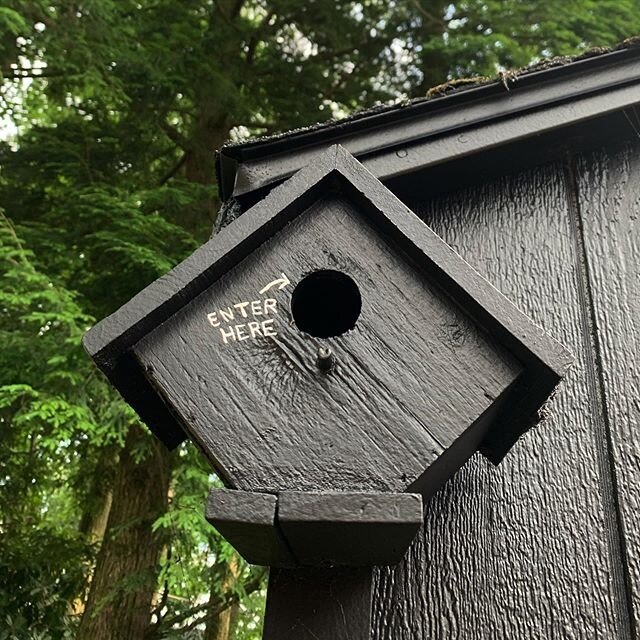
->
[291,270,361,338]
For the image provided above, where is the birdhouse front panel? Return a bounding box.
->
[84,145,570,569]
[134,193,523,496]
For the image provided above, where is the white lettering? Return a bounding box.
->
[262,319,277,337]
[209,297,280,344]
[236,324,249,341]
[234,301,250,318]
[248,321,262,338]
[220,326,236,344]
[220,307,234,323]
[251,300,263,316]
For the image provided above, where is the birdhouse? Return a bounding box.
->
[83,145,571,568]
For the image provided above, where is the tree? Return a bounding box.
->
[1,1,639,638]
[76,426,174,640]
[410,0,640,92]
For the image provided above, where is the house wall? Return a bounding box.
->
[371,138,640,639]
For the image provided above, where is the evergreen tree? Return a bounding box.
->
[1,1,639,637]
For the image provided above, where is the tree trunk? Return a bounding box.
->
[183,112,232,238]
[77,425,173,640]
[79,443,119,543]
[204,554,241,640]
[68,445,118,617]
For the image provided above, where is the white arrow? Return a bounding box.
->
[259,273,290,294]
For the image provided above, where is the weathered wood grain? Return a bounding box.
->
[205,489,295,566]
[85,146,570,458]
[205,489,424,568]
[575,139,640,635]
[371,162,629,639]
[277,491,423,566]
[136,195,519,495]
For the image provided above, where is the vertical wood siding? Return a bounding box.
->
[575,138,640,636]
[371,160,633,638]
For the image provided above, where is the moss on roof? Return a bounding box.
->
[221,37,640,153]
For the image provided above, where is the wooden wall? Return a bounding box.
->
[371,138,640,639]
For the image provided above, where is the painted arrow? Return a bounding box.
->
[259,273,291,294]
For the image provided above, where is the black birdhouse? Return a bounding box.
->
[83,145,571,569]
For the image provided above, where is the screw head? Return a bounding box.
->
[316,346,335,372]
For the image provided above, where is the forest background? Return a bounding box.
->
[2,1,640,638]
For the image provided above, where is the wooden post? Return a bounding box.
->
[263,568,373,640]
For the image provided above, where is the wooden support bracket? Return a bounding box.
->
[206,488,423,568]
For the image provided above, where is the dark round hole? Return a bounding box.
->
[291,270,362,338]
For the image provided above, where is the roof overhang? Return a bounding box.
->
[218,45,640,203]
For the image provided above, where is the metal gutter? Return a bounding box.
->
[217,46,640,201]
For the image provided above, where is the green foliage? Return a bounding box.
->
[0,526,89,640]
[412,0,640,89]
[147,447,266,637]
[0,215,97,639]
[1,1,639,638]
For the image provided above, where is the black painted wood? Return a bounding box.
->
[205,489,423,568]
[575,138,640,635]
[205,489,294,567]
[263,567,373,640]
[138,186,527,568]
[84,145,577,636]
[85,146,570,464]
[277,492,423,567]
[83,146,572,575]
[221,48,640,200]
[135,193,521,495]
[370,161,629,638]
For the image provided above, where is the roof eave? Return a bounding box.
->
[218,45,640,202]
